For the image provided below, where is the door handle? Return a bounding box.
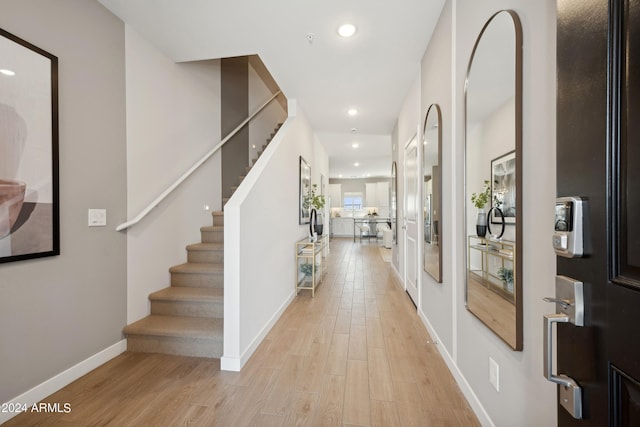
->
[543,313,583,419]
[543,314,571,385]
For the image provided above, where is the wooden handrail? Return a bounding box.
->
[116,90,282,231]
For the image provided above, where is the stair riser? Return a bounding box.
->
[201,230,224,243]
[127,335,222,358]
[212,215,224,227]
[151,300,223,319]
[171,271,223,288]
[187,250,223,264]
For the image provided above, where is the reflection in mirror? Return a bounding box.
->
[391,161,397,244]
[423,104,442,282]
[465,10,522,350]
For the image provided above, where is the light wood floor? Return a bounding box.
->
[467,273,516,348]
[4,238,479,427]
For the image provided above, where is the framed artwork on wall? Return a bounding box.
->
[491,150,516,225]
[299,156,311,225]
[0,27,59,264]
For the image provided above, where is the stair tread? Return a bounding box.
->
[201,225,224,232]
[186,242,224,251]
[212,211,223,216]
[124,315,223,339]
[150,286,223,302]
[169,262,223,274]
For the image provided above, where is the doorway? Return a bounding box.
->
[403,134,419,305]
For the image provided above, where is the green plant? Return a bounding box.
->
[304,184,325,210]
[300,262,318,276]
[471,180,491,209]
[497,267,514,287]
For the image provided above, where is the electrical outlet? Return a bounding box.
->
[489,357,500,392]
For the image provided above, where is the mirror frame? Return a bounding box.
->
[391,161,398,244]
[463,10,523,350]
[423,104,443,282]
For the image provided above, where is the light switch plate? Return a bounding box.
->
[88,209,107,227]
[489,357,500,392]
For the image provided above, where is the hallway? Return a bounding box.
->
[4,238,479,426]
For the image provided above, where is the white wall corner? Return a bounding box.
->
[238,290,295,368]
[288,99,297,117]
[223,204,242,370]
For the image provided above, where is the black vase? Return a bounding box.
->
[476,209,487,238]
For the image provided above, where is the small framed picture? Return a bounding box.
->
[491,151,516,224]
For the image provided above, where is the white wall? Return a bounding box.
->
[419,0,455,354]
[0,0,127,410]
[222,102,328,370]
[395,0,558,425]
[124,25,222,322]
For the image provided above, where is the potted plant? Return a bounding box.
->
[300,262,318,277]
[304,184,326,235]
[470,180,491,238]
[497,267,514,292]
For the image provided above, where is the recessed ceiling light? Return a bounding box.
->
[352,143,359,148]
[354,162,360,167]
[0,69,16,76]
[338,23,357,38]
[351,128,357,133]
[347,108,358,116]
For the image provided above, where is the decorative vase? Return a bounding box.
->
[475,208,487,238]
[315,211,324,236]
[487,207,505,239]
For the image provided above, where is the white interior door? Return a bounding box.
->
[404,135,419,305]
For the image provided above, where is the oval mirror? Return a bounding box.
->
[464,10,522,350]
[423,104,442,282]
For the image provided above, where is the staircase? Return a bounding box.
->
[123,123,282,359]
[223,122,282,205]
[124,211,224,358]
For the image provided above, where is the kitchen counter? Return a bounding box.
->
[331,216,391,241]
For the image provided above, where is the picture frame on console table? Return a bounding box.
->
[0,27,59,264]
[299,156,311,225]
[490,150,516,225]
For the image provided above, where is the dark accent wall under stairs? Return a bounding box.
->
[221,57,249,200]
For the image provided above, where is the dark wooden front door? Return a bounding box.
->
[556,0,640,425]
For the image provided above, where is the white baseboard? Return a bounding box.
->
[390,261,402,284]
[221,291,295,372]
[417,309,494,427]
[0,339,127,424]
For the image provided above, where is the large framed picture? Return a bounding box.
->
[0,28,59,264]
[491,150,516,224]
[299,156,311,225]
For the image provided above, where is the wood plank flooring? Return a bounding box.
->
[3,238,479,427]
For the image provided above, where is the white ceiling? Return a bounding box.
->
[98,0,446,178]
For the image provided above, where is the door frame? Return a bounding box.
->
[403,133,420,305]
